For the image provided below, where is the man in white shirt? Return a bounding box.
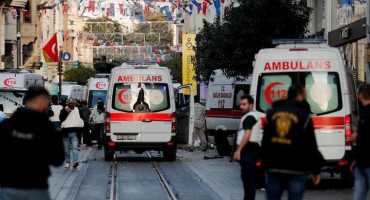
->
[233,95,260,200]
[90,98,106,150]
[60,98,84,169]
[49,96,63,132]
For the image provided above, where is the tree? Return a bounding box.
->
[194,0,312,80]
[162,57,182,82]
[64,66,96,85]
[93,57,122,73]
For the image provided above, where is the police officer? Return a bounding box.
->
[261,84,324,200]
[232,95,260,200]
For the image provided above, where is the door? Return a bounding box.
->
[176,85,195,146]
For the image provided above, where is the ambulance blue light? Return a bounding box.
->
[272,39,327,45]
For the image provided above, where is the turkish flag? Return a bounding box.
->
[42,33,59,62]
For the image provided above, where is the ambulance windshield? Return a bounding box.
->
[88,90,107,108]
[113,83,170,112]
[256,72,342,115]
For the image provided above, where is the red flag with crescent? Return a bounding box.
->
[42,33,59,62]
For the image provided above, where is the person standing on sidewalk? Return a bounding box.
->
[79,101,92,147]
[350,84,370,200]
[0,86,64,200]
[60,98,84,169]
[232,95,260,200]
[49,96,63,132]
[261,85,324,200]
[90,98,106,150]
[191,95,207,152]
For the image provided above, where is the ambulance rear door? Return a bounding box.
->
[110,69,143,142]
[176,85,194,146]
[139,68,173,143]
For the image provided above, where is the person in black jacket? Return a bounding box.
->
[261,85,324,200]
[350,84,370,200]
[0,86,65,200]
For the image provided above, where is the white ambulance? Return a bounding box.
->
[105,61,195,161]
[86,74,109,109]
[0,70,43,116]
[250,39,357,177]
[205,69,252,155]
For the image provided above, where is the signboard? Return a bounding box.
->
[62,52,71,61]
[182,34,197,95]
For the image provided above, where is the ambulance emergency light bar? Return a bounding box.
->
[272,39,327,45]
[125,61,158,65]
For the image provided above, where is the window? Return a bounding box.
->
[257,74,292,112]
[0,90,26,115]
[233,84,250,109]
[256,72,342,115]
[113,83,170,112]
[88,90,107,108]
[305,72,340,114]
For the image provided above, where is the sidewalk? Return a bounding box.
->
[48,147,94,200]
[177,149,353,200]
[177,149,259,200]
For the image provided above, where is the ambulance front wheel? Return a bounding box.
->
[163,144,177,161]
[105,149,115,161]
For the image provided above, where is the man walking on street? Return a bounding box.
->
[0,86,65,200]
[90,98,106,150]
[262,85,324,200]
[350,84,370,200]
[49,96,63,132]
[60,98,84,169]
[191,95,207,151]
[232,95,260,200]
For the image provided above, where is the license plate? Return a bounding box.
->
[116,135,137,140]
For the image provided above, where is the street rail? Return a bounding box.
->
[146,151,178,200]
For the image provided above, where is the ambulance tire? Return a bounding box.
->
[104,149,114,161]
[215,130,232,156]
[163,145,177,161]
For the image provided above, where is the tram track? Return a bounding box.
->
[145,151,178,200]
[108,152,177,200]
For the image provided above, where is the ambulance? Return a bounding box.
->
[105,61,195,161]
[86,74,109,109]
[205,69,252,155]
[250,39,357,177]
[0,70,43,116]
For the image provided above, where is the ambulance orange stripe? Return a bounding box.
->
[110,113,172,122]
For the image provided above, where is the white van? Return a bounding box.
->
[86,74,109,109]
[105,61,195,161]
[0,70,44,116]
[250,39,357,177]
[61,83,85,100]
[205,69,252,155]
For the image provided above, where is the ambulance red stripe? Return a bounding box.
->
[207,110,345,130]
[110,113,172,122]
[205,110,243,119]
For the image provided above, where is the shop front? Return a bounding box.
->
[328,17,367,85]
